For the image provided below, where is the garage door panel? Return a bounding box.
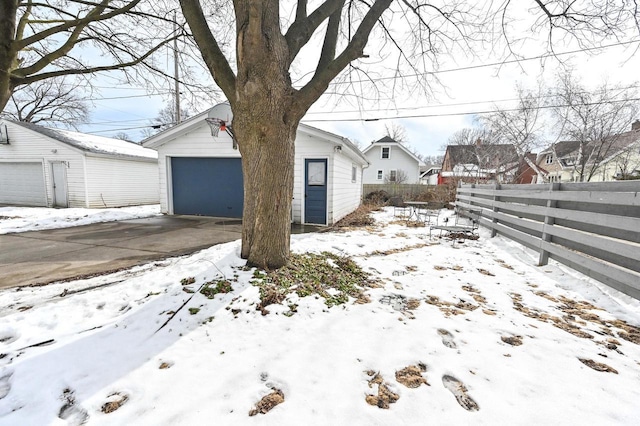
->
[171,157,243,217]
[0,162,47,206]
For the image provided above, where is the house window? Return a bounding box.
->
[351,165,357,182]
[389,169,397,182]
[381,147,390,159]
[377,170,383,180]
[545,154,553,164]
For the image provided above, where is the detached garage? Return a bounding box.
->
[143,103,368,225]
[0,120,159,208]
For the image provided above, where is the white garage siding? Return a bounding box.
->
[0,162,46,206]
[154,123,241,214]
[84,156,159,208]
[145,104,368,225]
[0,123,86,207]
[331,153,363,223]
[293,134,333,224]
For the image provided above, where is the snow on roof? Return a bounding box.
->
[12,121,157,160]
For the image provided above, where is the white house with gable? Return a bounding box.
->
[142,102,368,226]
[0,120,158,208]
[361,136,425,184]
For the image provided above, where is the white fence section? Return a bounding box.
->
[456,181,640,300]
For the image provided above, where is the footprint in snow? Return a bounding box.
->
[0,370,13,400]
[0,326,19,344]
[437,329,457,349]
[58,388,89,425]
[442,375,479,411]
[249,373,285,416]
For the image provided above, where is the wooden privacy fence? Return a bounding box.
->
[363,184,453,201]
[456,181,640,300]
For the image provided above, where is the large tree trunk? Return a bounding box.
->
[232,0,303,269]
[0,1,18,112]
[234,106,298,269]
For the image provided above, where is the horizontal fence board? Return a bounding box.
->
[479,218,541,252]
[482,210,545,235]
[457,194,640,240]
[542,241,640,300]
[544,225,640,273]
[460,188,640,206]
[458,181,640,300]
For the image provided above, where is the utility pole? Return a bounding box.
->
[173,10,181,124]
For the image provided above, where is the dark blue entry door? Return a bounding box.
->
[304,159,327,224]
[171,157,243,217]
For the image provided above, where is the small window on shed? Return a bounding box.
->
[351,165,357,182]
[377,169,383,180]
[381,147,390,159]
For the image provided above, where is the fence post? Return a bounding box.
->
[491,183,500,238]
[538,182,559,266]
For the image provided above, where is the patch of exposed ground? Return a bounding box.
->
[509,293,640,350]
[477,268,495,276]
[249,389,285,416]
[395,364,429,388]
[501,335,523,346]
[425,295,479,317]
[333,205,377,229]
[462,285,487,304]
[434,265,463,271]
[101,392,129,414]
[494,259,514,269]
[200,279,233,299]
[251,252,377,314]
[365,371,399,409]
[578,358,618,374]
[367,243,431,256]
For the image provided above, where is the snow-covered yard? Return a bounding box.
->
[0,208,639,425]
[0,205,161,234]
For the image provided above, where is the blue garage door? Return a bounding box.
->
[171,157,243,217]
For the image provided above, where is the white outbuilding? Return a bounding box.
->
[0,120,159,208]
[143,103,368,225]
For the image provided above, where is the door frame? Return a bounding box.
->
[50,161,68,208]
[303,158,329,225]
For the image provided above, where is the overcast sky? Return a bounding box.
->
[76,6,640,159]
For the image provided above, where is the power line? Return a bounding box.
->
[87,94,639,135]
[306,83,640,116]
[321,39,640,86]
[78,39,640,102]
[87,92,169,101]
[301,97,640,123]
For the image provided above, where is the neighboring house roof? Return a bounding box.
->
[142,103,368,165]
[361,137,426,166]
[538,127,640,168]
[420,165,442,179]
[539,140,580,158]
[443,144,519,170]
[9,120,157,160]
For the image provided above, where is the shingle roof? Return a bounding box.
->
[362,136,425,165]
[445,144,519,166]
[375,136,396,143]
[542,129,640,161]
[11,121,157,160]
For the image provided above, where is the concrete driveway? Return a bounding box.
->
[0,215,245,289]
